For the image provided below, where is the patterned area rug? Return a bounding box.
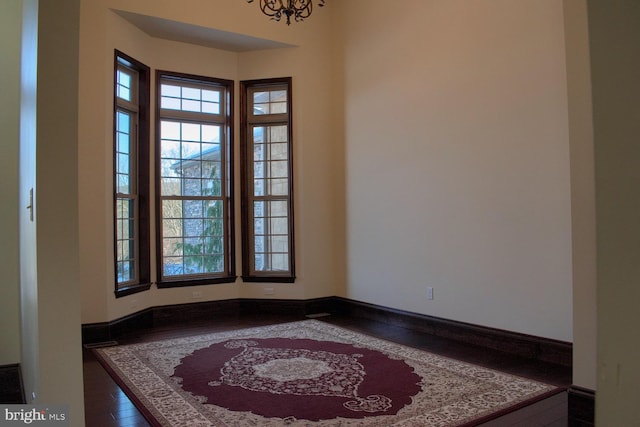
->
[94,320,561,426]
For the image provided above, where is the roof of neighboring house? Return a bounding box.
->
[170,145,221,172]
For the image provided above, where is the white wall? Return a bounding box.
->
[336,0,574,341]
[0,0,23,366]
[588,0,640,424]
[78,0,339,323]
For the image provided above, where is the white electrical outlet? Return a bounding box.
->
[264,287,275,295]
[426,287,434,300]
[192,291,203,299]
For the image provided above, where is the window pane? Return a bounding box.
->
[182,141,201,159]
[202,90,219,102]
[117,111,130,130]
[182,87,200,100]
[116,70,132,101]
[269,178,289,196]
[182,99,201,113]
[163,238,183,256]
[161,140,180,161]
[183,123,201,142]
[252,89,287,115]
[183,200,202,218]
[162,97,181,110]
[162,121,181,140]
[184,178,202,196]
[271,253,289,271]
[270,160,288,178]
[117,153,129,174]
[202,125,220,143]
[161,178,182,196]
[162,84,181,98]
[270,125,288,142]
[117,175,129,194]
[162,200,182,218]
[117,133,130,154]
[271,143,288,160]
[202,102,218,114]
[270,90,287,102]
[163,219,182,238]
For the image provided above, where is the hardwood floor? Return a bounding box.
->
[83,312,571,426]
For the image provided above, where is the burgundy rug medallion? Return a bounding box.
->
[173,337,421,421]
[94,320,561,426]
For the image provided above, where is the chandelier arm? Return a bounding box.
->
[248,0,323,25]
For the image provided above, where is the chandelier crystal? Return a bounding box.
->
[247,0,325,25]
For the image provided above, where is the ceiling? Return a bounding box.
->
[114,10,296,52]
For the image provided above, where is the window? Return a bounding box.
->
[156,71,235,287]
[241,78,295,282]
[114,51,151,297]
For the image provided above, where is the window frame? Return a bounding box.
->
[155,70,236,288]
[113,50,151,298]
[240,77,295,282]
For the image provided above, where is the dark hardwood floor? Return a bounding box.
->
[83,312,571,426]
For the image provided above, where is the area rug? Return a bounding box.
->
[93,320,561,426]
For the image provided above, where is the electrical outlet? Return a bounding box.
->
[192,291,203,299]
[263,287,275,295]
[426,287,434,300]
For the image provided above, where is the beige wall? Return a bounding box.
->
[0,0,23,366]
[78,0,339,323]
[588,0,640,424]
[336,0,574,342]
[35,1,85,425]
[563,0,597,391]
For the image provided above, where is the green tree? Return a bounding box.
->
[179,164,224,273]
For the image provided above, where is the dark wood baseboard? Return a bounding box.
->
[82,297,335,344]
[568,385,595,426]
[0,364,25,404]
[82,308,154,344]
[331,297,572,367]
[82,296,571,367]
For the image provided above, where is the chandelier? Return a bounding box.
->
[247,0,325,25]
